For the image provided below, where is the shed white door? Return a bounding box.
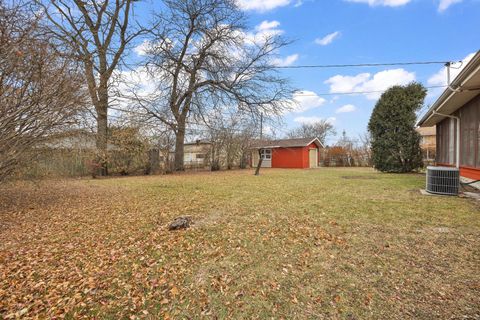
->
[309,148,318,168]
[260,149,272,168]
[253,149,272,168]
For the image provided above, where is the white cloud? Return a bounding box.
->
[256,20,281,32]
[325,68,416,100]
[236,0,291,12]
[134,39,174,57]
[315,31,341,46]
[250,21,296,67]
[272,54,299,67]
[285,91,327,113]
[345,0,411,7]
[294,0,303,7]
[359,69,416,99]
[438,0,463,11]
[134,40,150,56]
[336,104,357,113]
[325,73,370,93]
[244,20,284,45]
[327,117,336,124]
[108,66,159,114]
[347,0,463,10]
[294,116,336,124]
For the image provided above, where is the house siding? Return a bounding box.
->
[270,143,319,169]
[251,139,322,169]
[436,94,480,180]
[271,147,305,168]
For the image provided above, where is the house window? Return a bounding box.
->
[449,118,455,163]
[477,120,480,167]
[437,118,456,165]
[460,101,479,167]
[196,154,205,159]
[260,149,271,160]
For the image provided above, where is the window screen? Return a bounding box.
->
[459,96,480,168]
[436,118,456,165]
[460,99,479,167]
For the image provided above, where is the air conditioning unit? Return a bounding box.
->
[426,166,459,196]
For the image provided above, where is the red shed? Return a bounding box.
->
[251,137,324,169]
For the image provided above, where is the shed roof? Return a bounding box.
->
[252,137,324,149]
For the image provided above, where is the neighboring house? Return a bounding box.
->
[251,137,324,169]
[183,140,211,168]
[32,130,110,177]
[416,126,436,163]
[162,140,212,169]
[417,50,480,182]
[42,130,118,150]
[42,130,97,150]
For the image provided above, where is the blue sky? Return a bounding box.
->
[130,0,480,144]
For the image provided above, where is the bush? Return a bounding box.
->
[368,83,425,173]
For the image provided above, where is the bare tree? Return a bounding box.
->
[0,0,86,181]
[155,130,176,173]
[200,109,258,170]
[336,130,356,166]
[358,132,373,166]
[35,0,143,175]
[287,120,336,145]
[136,0,292,171]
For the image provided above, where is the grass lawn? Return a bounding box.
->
[0,168,479,319]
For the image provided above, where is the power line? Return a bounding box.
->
[107,83,449,133]
[292,85,447,97]
[275,61,458,69]
[108,86,448,107]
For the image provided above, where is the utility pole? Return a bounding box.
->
[260,112,263,140]
[446,62,452,86]
[255,112,264,176]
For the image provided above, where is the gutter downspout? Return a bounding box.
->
[433,111,460,169]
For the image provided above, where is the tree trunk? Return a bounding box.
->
[174,123,186,171]
[96,101,108,176]
[254,149,263,176]
[147,148,160,174]
[239,151,246,169]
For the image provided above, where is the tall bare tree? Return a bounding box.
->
[135,0,291,171]
[0,0,86,181]
[200,109,258,170]
[336,130,356,166]
[35,0,143,175]
[286,120,336,145]
[358,132,373,166]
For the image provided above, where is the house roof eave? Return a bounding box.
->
[418,50,480,127]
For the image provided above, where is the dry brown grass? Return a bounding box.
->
[0,168,479,319]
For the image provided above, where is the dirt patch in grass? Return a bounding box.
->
[341,175,378,180]
[1,169,479,319]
